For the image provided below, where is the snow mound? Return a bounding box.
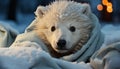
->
[101,24,120,48]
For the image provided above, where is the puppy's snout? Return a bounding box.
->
[57,39,66,49]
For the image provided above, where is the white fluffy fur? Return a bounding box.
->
[34,1,94,57]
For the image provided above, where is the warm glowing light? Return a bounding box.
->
[97,4,103,11]
[107,2,112,7]
[107,2,112,6]
[107,6,113,13]
[107,2,113,13]
[101,0,113,13]
[102,0,108,5]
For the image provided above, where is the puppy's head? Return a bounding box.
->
[35,1,94,54]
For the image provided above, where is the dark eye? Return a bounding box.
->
[51,26,56,32]
[69,26,76,32]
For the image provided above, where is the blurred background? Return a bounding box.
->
[0,0,120,33]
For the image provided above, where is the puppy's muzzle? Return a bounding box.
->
[57,39,66,50]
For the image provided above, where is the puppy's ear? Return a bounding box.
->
[34,6,48,18]
[82,4,91,16]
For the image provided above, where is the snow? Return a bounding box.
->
[0,41,93,69]
[0,47,43,69]
[101,24,120,48]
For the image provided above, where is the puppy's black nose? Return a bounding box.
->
[57,39,66,49]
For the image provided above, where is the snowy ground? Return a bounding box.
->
[101,23,120,48]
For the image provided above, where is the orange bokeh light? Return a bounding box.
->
[106,2,113,13]
[97,4,103,11]
[107,6,113,13]
[102,0,108,5]
[101,0,113,13]
[107,2,112,7]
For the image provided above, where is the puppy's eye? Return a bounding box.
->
[69,26,76,32]
[51,26,56,32]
